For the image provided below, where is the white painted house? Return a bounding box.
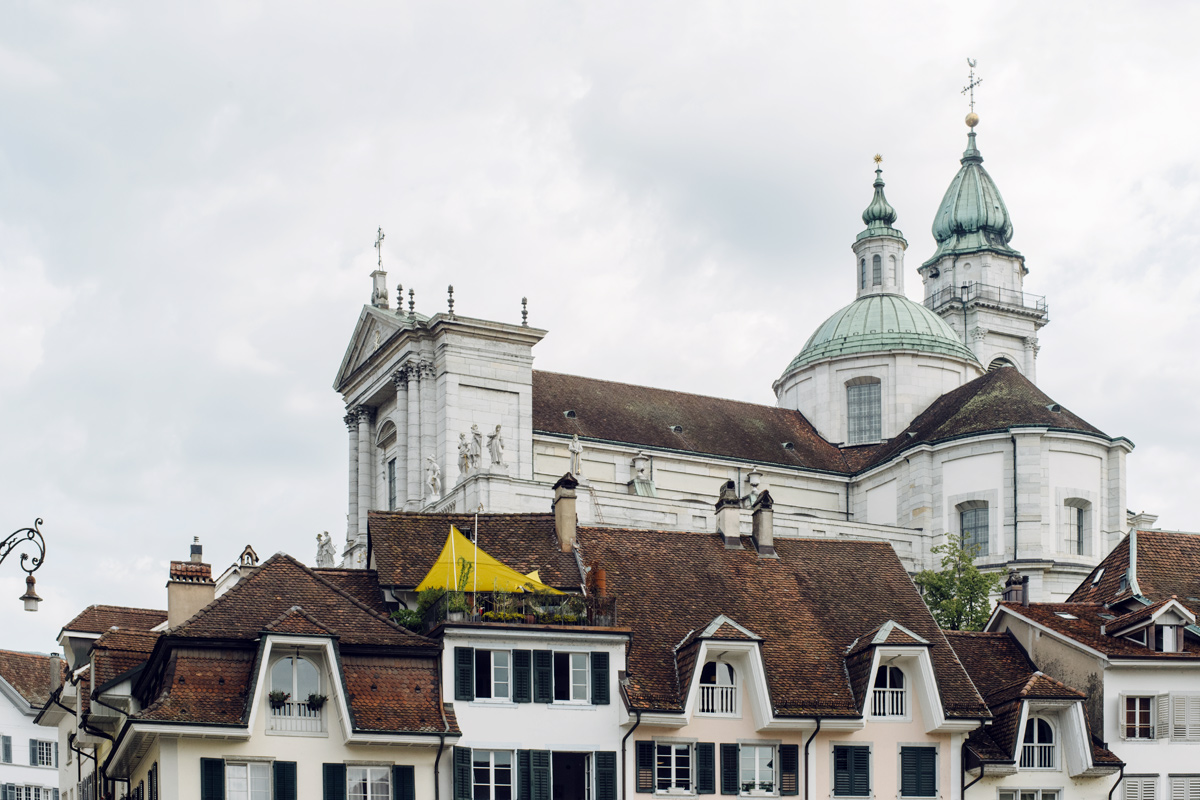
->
[0,650,61,800]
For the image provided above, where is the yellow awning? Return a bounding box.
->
[415,526,562,594]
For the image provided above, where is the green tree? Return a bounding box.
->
[914,537,1002,631]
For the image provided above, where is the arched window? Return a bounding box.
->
[872,254,882,286]
[1020,717,1055,769]
[698,661,737,715]
[846,379,882,445]
[959,502,989,554]
[988,356,1017,373]
[871,665,905,716]
[1064,499,1090,556]
[888,254,896,284]
[270,655,321,720]
[860,258,867,290]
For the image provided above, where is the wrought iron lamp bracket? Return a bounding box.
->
[1,518,46,575]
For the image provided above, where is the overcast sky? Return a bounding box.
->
[2,2,1198,652]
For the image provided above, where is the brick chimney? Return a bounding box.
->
[715,480,742,548]
[752,490,776,558]
[167,537,216,628]
[49,653,61,693]
[1002,570,1029,606]
[553,473,579,554]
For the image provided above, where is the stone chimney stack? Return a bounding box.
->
[48,653,61,692]
[553,473,579,554]
[715,480,742,548]
[1002,570,1029,606]
[168,537,216,628]
[751,490,776,558]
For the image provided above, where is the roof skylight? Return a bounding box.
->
[1054,612,1078,620]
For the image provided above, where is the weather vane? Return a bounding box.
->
[962,58,982,114]
[374,227,385,268]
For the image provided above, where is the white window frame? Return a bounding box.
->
[474,649,512,702]
[869,665,908,720]
[32,741,55,768]
[1168,694,1200,741]
[347,766,391,800]
[959,502,989,556]
[1019,716,1057,771]
[1169,776,1200,800]
[739,744,775,797]
[226,761,271,800]
[553,651,590,704]
[1123,696,1155,740]
[1123,775,1158,800]
[999,790,1060,800]
[654,742,693,795]
[472,750,514,800]
[697,661,739,717]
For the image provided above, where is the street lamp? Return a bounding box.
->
[2,518,46,612]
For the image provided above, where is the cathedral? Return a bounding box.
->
[331,115,1138,602]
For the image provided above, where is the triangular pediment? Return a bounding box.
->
[334,306,410,391]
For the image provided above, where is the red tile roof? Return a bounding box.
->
[137,648,255,725]
[369,511,582,590]
[92,630,160,689]
[576,528,988,719]
[995,602,1200,659]
[343,654,458,733]
[61,605,166,636]
[169,561,214,583]
[0,649,62,707]
[1070,530,1200,617]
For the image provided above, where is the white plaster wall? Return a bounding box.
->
[1049,449,1103,557]
[865,479,897,526]
[0,688,58,795]
[1103,665,1200,783]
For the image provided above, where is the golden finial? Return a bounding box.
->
[962,58,982,128]
[873,154,883,165]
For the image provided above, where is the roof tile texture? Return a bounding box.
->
[0,649,62,706]
[1071,530,1200,617]
[998,602,1200,659]
[61,605,166,636]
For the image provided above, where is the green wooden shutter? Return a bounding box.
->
[851,746,870,796]
[720,744,739,795]
[696,743,715,794]
[1,736,9,764]
[323,764,346,800]
[532,651,553,703]
[393,765,415,800]
[590,652,610,705]
[28,740,35,767]
[513,650,532,703]
[517,751,532,800]
[779,744,799,796]
[454,648,475,701]
[899,747,935,797]
[273,761,296,800]
[453,747,472,800]
[635,741,654,793]
[594,752,616,800]
[200,758,225,800]
[53,742,58,768]
[530,751,551,800]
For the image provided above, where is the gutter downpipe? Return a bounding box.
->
[1011,434,1019,559]
[434,651,450,800]
[803,719,820,800]
[1108,765,1125,800]
[621,708,642,799]
[961,747,984,798]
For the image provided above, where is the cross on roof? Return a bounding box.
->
[375,227,385,268]
[961,58,982,113]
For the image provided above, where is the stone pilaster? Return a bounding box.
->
[391,369,408,508]
[419,359,437,502]
[355,406,373,542]
[405,363,422,509]
[344,411,359,546]
[1023,337,1039,383]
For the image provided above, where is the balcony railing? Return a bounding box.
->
[1020,743,1055,769]
[421,591,618,633]
[699,684,737,715]
[924,282,1047,315]
[872,688,906,717]
[268,701,323,733]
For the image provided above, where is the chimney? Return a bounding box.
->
[167,538,216,628]
[1002,570,1029,606]
[588,561,608,596]
[48,653,61,693]
[715,480,742,548]
[752,490,777,558]
[553,473,579,554]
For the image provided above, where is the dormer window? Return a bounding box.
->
[1019,717,1055,769]
[269,655,323,733]
[871,665,906,717]
[1155,625,1180,653]
[698,661,738,716]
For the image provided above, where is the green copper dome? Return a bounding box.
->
[784,294,981,373]
[856,165,905,243]
[923,131,1021,266]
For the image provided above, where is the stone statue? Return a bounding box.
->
[487,424,506,467]
[457,433,471,476]
[469,424,483,470]
[569,434,584,476]
[316,532,336,568]
[426,456,442,501]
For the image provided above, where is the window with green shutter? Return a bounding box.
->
[323,763,346,800]
[696,743,715,795]
[900,747,935,797]
[833,746,870,797]
[532,651,553,703]
[590,652,610,705]
[455,647,475,701]
[200,758,226,800]
[453,747,472,800]
[634,741,654,793]
[273,761,297,800]
[517,750,532,800]
[529,751,551,800]
[393,765,415,800]
[719,743,739,795]
[594,752,616,800]
[779,744,799,796]
[513,650,532,703]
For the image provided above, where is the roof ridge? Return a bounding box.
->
[534,369,789,411]
[262,605,338,636]
[287,554,433,644]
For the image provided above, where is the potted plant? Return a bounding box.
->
[447,591,469,622]
[268,690,290,710]
[306,693,327,711]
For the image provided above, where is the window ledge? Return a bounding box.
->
[265,728,330,738]
[548,701,596,710]
[470,699,517,708]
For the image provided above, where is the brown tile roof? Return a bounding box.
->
[92,630,159,689]
[343,654,460,734]
[995,602,1200,659]
[1070,530,1200,616]
[61,605,166,636]
[171,553,429,648]
[369,511,582,590]
[1104,598,1186,634]
[943,630,1038,704]
[169,561,214,583]
[263,606,337,636]
[532,371,852,473]
[0,649,62,707]
[709,621,754,640]
[136,648,255,725]
[313,568,387,611]
[576,528,988,719]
